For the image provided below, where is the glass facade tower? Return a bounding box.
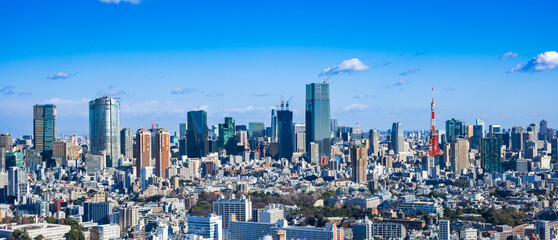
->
[89,96,121,167]
[33,104,56,159]
[305,82,331,158]
[187,110,208,158]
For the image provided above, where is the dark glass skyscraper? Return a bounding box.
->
[33,104,56,159]
[305,82,331,158]
[89,96,121,167]
[445,118,466,143]
[187,110,208,158]
[277,108,293,160]
[481,137,502,173]
[218,117,236,154]
[391,122,403,153]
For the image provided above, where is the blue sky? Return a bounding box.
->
[1,0,557,136]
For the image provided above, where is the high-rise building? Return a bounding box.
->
[309,142,319,165]
[84,202,113,224]
[353,217,373,240]
[135,129,151,177]
[472,125,484,150]
[535,220,550,240]
[277,106,293,160]
[120,128,133,159]
[187,214,223,240]
[0,134,12,150]
[218,117,236,154]
[351,145,368,183]
[271,110,279,142]
[446,118,466,143]
[294,124,305,153]
[552,138,558,160]
[249,122,265,139]
[481,137,502,173]
[391,122,404,153]
[511,126,524,151]
[154,128,170,179]
[439,219,450,240]
[489,125,501,138]
[187,110,208,158]
[179,123,187,140]
[89,97,121,167]
[305,82,331,158]
[539,120,549,142]
[450,138,469,173]
[5,152,23,169]
[119,207,139,232]
[33,104,57,159]
[213,194,252,229]
[368,129,379,156]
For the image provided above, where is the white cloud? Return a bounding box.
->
[171,88,195,95]
[47,72,71,80]
[394,79,409,86]
[399,68,419,76]
[206,92,224,97]
[444,86,456,91]
[343,103,368,112]
[499,51,518,60]
[510,51,558,73]
[319,58,370,77]
[42,98,90,117]
[99,0,140,4]
[97,89,126,96]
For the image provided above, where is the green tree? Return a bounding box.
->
[34,235,44,240]
[65,229,85,240]
[11,230,31,240]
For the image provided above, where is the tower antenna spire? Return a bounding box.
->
[428,87,441,156]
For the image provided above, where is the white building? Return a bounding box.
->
[97,224,120,240]
[0,223,71,240]
[187,214,222,240]
[213,194,252,229]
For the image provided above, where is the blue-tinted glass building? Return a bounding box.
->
[481,137,502,173]
[187,110,208,158]
[391,122,404,153]
[89,96,121,167]
[277,109,293,160]
[33,104,56,159]
[305,82,331,158]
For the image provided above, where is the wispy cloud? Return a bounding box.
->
[343,103,368,112]
[444,86,456,91]
[319,58,370,77]
[253,93,270,97]
[510,51,558,73]
[19,91,32,96]
[206,92,224,97]
[354,93,374,99]
[99,0,140,4]
[399,68,419,76]
[171,87,195,95]
[394,79,409,86]
[499,51,518,60]
[47,72,73,80]
[0,86,15,95]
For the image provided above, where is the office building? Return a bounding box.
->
[89,96,121,167]
[154,128,170,179]
[277,108,293,160]
[472,125,484,150]
[213,194,252,229]
[218,117,236,154]
[539,120,549,141]
[0,134,12,150]
[446,118,466,143]
[368,129,379,156]
[120,128,133,159]
[511,126,524,151]
[187,110,208,158]
[450,138,469,173]
[135,129,151,176]
[84,202,113,224]
[187,214,223,240]
[271,223,343,240]
[5,152,23,168]
[489,125,501,138]
[309,142,319,165]
[294,124,305,153]
[97,224,120,240]
[179,123,187,140]
[351,144,368,183]
[353,217,373,240]
[33,104,57,159]
[0,223,71,240]
[305,82,331,158]
[391,122,404,153]
[481,137,502,173]
[535,220,550,240]
[439,219,450,240]
[249,122,265,139]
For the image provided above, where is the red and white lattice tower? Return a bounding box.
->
[428,88,442,156]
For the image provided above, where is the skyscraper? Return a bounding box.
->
[277,106,293,160]
[135,129,151,176]
[120,128,133,159]
[154,128,170,179]
[33,104,56,159]
[511,126,524,151]
[481,137,502,173]
[446,118,465,143]
[439,219,450,240]
[89,96,121,167]
[368,129,379,156]
[187,214,223,240]
[179,123,187,140]
[472,125,484,150]
[305,82,331,158]
[187,110,208,158]
[391,122,403,153]
[351,144,368,183]
[539,120,549,142]
[249,122,265,139]
[0,134,12,150]
[535,220,550,240]
[218,117,236,154]
[450,138,469,173]
[271,109,279,142]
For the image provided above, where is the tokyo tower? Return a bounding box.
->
[428,88,442,156]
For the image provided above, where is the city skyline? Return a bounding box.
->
[1,0,558,136]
